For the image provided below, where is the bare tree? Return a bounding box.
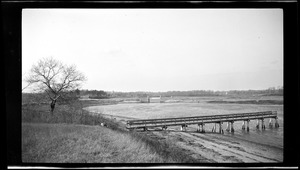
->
[25,57,87,114]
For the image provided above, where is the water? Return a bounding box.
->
[198,120,283,149]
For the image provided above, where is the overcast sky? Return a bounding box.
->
[22,9,283,92]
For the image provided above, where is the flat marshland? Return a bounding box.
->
[22,94,283,163]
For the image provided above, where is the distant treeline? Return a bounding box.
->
[80,89,110,99]
[23,87,283,102]
[80,86,283,98]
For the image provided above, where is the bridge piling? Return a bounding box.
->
[269,118,273,128]
[262,119,266,130]
[275,118,279,128]
[242,121,245,130]
[162,125,168,131]
[219,122,223,134]
[231,121,234,133]
[247,120,250,131]
[256,119,260,129]
[181,124,187,131]
[226,122,230,132]
[202,124,205,133]
[212,123,217,132]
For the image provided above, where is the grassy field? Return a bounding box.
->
[22,123,165,163]
[22,97,199,163]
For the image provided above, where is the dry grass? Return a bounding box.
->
[22,123,166,163]
[21,98,198,163]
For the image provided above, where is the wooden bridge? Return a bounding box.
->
[126,111,279,133]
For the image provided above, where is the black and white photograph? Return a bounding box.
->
[4,1,299,169]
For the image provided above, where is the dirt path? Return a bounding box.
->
[148,126,283,163]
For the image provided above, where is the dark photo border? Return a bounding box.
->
[4,1,299,168]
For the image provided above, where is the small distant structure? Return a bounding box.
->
[140,95,162,103]
[79,95,90,100]
[149,95,161,103]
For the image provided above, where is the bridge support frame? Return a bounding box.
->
[181,124,187,131]
[162,125,168,131]
[197,123,205,133]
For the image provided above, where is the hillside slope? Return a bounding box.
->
[22,123,165,163]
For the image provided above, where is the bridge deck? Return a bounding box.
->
[126,111,278,129]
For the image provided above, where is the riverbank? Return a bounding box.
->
[148,126,283,163]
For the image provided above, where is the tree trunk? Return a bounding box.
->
[50,100,56,114]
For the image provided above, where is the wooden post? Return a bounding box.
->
[226,122,230,132]
[197,124,201,132]
[215,123,217,132]
[242,121,245,130]
[256,119,260,129]
[212,123,216,132]
[247,120,250,132]
[275,118,279,128]
[162,125,167,131]
[269,118,273,128]
[231,121,234,133]
[262,119,266,130]
[180,125,183,131]
[202,124,205,133]
[219,122,223,134]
